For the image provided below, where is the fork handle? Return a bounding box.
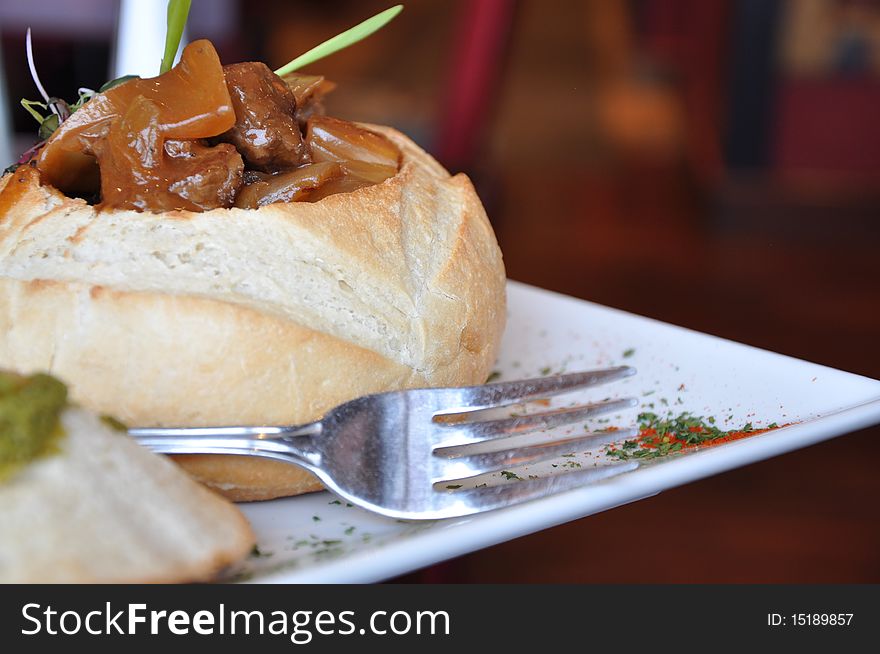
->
[128,423,321,439]
[128,422,324,469]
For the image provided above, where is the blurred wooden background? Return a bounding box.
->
[2,0,878,582]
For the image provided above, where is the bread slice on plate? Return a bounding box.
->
[0,406,255,583]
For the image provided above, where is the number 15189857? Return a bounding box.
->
[767,613,853,626]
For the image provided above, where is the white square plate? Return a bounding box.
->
[236,281,880,583]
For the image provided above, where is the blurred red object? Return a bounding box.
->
[434,0,516,171]
[774,78,880,176]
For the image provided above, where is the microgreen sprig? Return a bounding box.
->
[25,28,52,110]
[16,30,100,161]
[274,4,403,76]
[19,98,47,125]
[160,0,192,74]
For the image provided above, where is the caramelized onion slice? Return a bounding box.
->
[234,157,397,208]
[281,74,335,107]
[282,73,337,128]
[304,160,398,202]
[302,176,372,203]
[234,162,344,208]
[306,116,400,169]
[340,159,398,184]
[37,40,234,195]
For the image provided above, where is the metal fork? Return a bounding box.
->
[130,367,640,520]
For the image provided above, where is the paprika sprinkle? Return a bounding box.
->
[606,411,786,461]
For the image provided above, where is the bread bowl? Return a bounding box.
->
[0,40,506,500]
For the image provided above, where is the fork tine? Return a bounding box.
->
[433,427,638,480]
[432,397,637,447]
[434,461,639,517]
[433,366,636,414]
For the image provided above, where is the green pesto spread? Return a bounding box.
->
[0,370,68,480]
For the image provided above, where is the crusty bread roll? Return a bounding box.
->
[0,406,254,583]
[0,126,506,500]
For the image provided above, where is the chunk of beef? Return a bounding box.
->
[92,95,243,212]
[163,140,245,210]
[219,62,307,172]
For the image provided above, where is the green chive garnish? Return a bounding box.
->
[160,0,192,74]
[274,5,403,76]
